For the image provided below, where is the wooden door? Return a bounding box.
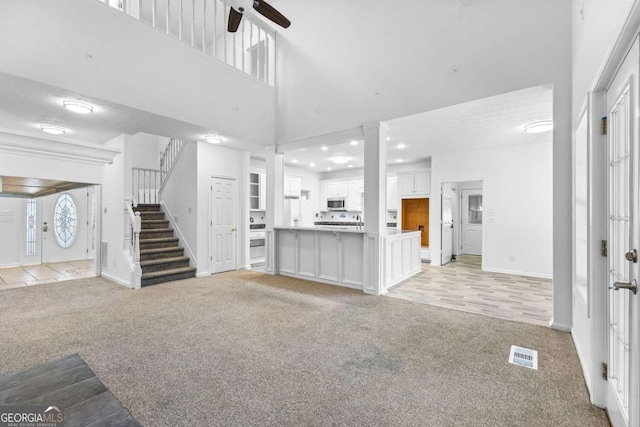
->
[402,198,429,247]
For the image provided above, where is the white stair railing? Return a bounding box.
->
[132,167,162,204]
[159,138,186,193]
[125,197,142,289]
[95,0,276,86]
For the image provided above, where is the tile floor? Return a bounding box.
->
[387,255,553,327]
[0,259,95,290]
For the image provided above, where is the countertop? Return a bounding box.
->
[274,226,366,234]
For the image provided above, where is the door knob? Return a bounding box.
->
[625,249,638,263]
[231,227,237,232]
[610,279,638,295]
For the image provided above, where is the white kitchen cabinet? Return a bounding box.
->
[387,176,398,209]
[320,182,328,211]
[336,182,348,197]
[284,175,302,198]
[326,182,338,198]
[347,180,363,211]
[324,181,348,198]
[259,173,266,210]
[398,170,430,197]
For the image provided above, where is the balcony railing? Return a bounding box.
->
[98,0,276,86]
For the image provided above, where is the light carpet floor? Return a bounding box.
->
[388,255,553,327]
[0,271,608,426]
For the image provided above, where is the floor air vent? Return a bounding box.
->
[508,345,538,370]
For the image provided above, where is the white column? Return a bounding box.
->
[363,121,388,294]
[265,145,284,273]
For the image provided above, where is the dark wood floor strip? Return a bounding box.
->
[0,353,84,392]
[0,355,140,426]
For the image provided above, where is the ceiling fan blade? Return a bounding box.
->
[253,0,291,29]
[228,7,243,32]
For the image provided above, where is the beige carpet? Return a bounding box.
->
[0,271,608,426]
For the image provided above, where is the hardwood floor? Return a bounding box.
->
[387,255,552,327]
[0,354,140,426]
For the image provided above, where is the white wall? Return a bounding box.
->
[430,141,553,278]
[197,143,251,273]
[0,198,25,267]
[100,135,131,286]
[0,0,275,145]
[161,141,199,267]
[129,133,168,170]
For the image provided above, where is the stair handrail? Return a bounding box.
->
[125,197,142,289]
[159,138,187,196]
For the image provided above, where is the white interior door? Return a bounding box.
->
[605,36,639,427]
[461,189,483,256]
[441,185,454,265]
[210,177,237,274]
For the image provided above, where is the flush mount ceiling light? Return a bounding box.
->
[348,165,354,168]
[62,100,94,114]
[292,159,298,163]
[350,140,359,146]
[397,143,406,149]
[524,120,553,133]
[332,156,349,164]
[396,159,403,163]
[321,146,329,151]
[205,135,222,144]
[326,167,332,171]
[309,163,315,167]
[40,125,66,135]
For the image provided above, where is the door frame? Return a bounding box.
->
[577,6,640,421]
[209,175,238,274]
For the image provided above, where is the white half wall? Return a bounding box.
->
[430,141,553,278]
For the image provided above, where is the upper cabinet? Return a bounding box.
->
[398,170,430,197]
[387,176,398,210]
[284,175,302,198]
[347,180,364,211]
[320,178,362,211]
[250,172,266,210]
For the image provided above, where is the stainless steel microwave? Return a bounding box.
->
[327,198,346,211]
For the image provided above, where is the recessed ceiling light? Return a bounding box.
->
[205,135,222,144]
[332,156,349,164]
[396,159,403,163]
[386,137,391,141]
[350,140,359,146]
[397,143,406,149]
[326,167,332,171]
[309,163,315,167]
[62,100,94,114]
[524,120,553,133]
[348,165,354,168]
[321,146,329,151]
[40,125,66,135]
[292,159,298,163]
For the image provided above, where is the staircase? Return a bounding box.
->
[133,203,196,287]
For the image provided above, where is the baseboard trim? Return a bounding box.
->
[551,320,571,332]
[196,271,210,278]
[483,267,552,280]
[101,272,132,289]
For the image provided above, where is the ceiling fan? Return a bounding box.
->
[227,0,291,33]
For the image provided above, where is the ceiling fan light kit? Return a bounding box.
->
[227,0,291,33]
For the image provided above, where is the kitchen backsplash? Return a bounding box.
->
[249,211,266,224]
[315,212,363,223]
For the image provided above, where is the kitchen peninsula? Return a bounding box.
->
[273,226,421,293]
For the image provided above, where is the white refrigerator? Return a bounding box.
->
[284,199,314,227]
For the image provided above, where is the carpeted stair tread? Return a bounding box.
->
[141,266,196,279]
[139,237,178,244]
[140,256,190,267]
[140,247,182,255]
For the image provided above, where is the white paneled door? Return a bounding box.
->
[441,185,454,265]
[461,189,483,256]
[605,36,639,427]
[210,177,237,274]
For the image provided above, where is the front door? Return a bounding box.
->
[461,189,483,256]
[41,189,88,264]
[441,185,454,265]
[605,36,639,427]
[210,177,237,274]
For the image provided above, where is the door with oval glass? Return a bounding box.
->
[605,35,639,427]
[41,188,89,264]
